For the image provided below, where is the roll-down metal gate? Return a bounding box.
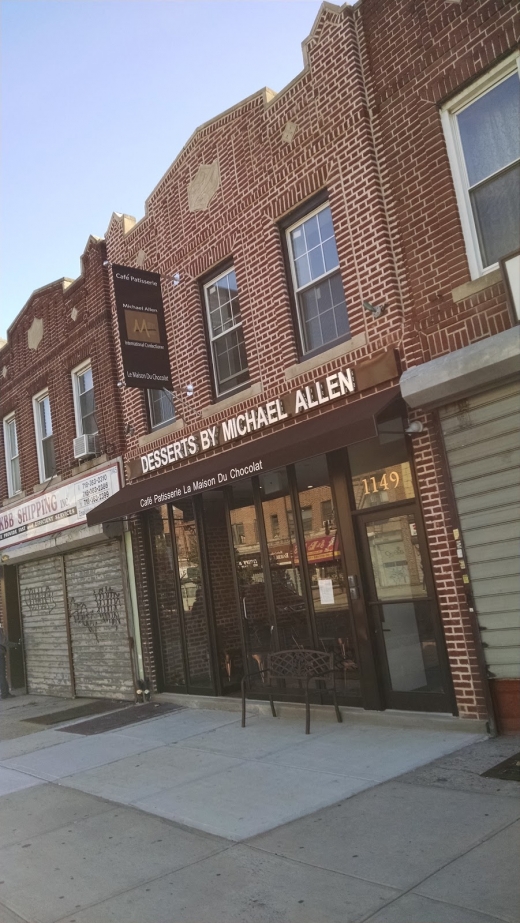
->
[18,541,134,698]
[439,380,520,681]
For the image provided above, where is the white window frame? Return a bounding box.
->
[71,359,98,437]
[441,53,520,280]
[32,388,56,483]
[203,265,250,398]
[286,201,349,357]
[147,388,176,431]
[3,412,21,497]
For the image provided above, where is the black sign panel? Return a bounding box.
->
[112,264,173,389]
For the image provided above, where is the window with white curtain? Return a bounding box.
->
[147,389,175,430]
[203,266,250,397]
[442,57,520,277]
[33,390,56,481]
[3,413,21,496]
[286,202,350,356]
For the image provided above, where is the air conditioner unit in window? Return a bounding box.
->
[73,434,100,460]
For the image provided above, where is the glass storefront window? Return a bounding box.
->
[148,506,186,689]
[294,456,360,693]
[259,467,312,650]
[348,415,414,510]
[229,482,273,675]
[172,500,213,689]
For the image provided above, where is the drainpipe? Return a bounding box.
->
[124,528,145,683]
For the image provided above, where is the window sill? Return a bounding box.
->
[70,454,109,476]
[284,332,367,381]
[201,382,263,418]
[138,418,185,448]
[451,268,502,303]
[33,475,61,492]
[3,490,25,507]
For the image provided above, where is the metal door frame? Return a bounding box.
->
[354,500,456,713]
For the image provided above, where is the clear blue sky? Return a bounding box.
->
[1,0,328,339]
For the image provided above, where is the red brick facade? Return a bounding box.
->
[0,236,125,492]
[2,1,517,723]
[98,1,517,722]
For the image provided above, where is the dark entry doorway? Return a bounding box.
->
[227,456,362,704]
[148,500,216,695]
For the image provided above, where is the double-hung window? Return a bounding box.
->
[3,413,21,496]
[147,389,175,430]
[286,202,350,357]
[203,267,250,397]
[72,362,98,436]
[442,57,520,277]
[33,390,56,481]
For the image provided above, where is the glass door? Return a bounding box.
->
[358,507,453,712]
[227,459,362,703]
[259,467,312,651]
[228,480,275,679]
[293,456,361,697]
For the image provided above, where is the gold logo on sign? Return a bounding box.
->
[124,309,160,344]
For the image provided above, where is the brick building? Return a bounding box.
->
[4,0,519,730]
[87,1,518,730]
[0,237,141,699]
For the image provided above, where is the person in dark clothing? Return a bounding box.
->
[0,624,19,699]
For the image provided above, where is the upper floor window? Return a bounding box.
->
[442,57,520,277]
[286,202,350,357]
[147,389,175,430]
[3,413,21,497]
[72,361,98,436]
[33,390,56,482]
[203,266,250,397]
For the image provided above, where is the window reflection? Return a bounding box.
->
[294,457,360,694]
[148,506,186,689]
[365,515,426,602]
[229,482,273,676]
[259,468,311,650]
[172,501,212,688]
[363,513,443,694]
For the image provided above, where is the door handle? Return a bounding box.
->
[242,599,248,619]
[348,575,360,600]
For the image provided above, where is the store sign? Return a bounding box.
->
[112,264,173,390]
[0,464,121,550]
[137,366,356,477]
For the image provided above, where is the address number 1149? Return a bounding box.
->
[362,471,400,495]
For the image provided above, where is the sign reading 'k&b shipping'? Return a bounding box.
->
[112,264,173,390]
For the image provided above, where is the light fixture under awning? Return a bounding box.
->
[87,386,401,526]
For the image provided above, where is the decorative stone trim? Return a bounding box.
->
[284,333,367,381]
[138,418,185,448]
[201,382,263,418]
[451,269,502,303]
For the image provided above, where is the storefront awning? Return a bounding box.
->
[87,386,401,525]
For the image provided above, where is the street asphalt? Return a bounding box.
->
[0,693,518,923]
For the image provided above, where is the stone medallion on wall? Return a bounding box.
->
[188,161,220,212]
[27,317,44,351]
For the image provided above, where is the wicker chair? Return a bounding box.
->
[241,649,343,734]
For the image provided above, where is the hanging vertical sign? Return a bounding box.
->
[111,264,173,389]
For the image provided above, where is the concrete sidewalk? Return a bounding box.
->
[0,696,518,922]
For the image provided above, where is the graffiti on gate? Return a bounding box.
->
[68,585,122,643]
[23,585,56,614]
[69,598,99,641]
[95,586,122,629]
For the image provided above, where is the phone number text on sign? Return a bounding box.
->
[75,472,114,514]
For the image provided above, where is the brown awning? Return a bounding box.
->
[87,386,401,525]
